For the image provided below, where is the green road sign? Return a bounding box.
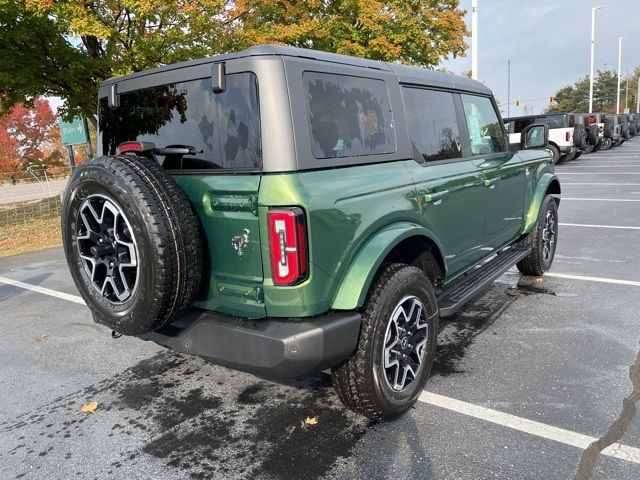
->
[58,117,89,146]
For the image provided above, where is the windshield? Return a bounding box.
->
[98,73,261,171]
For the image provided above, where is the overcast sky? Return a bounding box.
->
[440,0,640,116]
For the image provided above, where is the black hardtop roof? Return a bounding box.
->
[101,44,491,95]
[504,113,570,122]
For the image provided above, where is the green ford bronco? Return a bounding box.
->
[62,45,560,419]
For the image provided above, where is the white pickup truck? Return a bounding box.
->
[505,113,579,163]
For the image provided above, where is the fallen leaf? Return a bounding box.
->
[35,335,48,343]
[79,401,98,414]
[304,416,318,426]
[534,277,543,284]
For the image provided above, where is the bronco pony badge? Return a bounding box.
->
[231,229,250,256]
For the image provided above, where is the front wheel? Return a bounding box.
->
[601,137,613,150]
[517,195,559,276]
[546,144,560,164]
[332,264,438,419]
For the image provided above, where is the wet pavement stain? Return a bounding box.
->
[573,342,640,480]
[433,286,517,375]
[1,352,370,480]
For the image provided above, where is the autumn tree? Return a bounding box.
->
[0,0,468,125]
[0,99,65,177]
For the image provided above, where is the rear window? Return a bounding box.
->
[98,73,261,171]
[303,72,396,159]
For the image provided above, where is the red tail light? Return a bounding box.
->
[117,141,156,154]
[566,131,571,141]
[268,208,308,286]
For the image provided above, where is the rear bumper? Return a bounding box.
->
[139,309,361,379]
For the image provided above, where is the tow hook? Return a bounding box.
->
[111,330,122,339]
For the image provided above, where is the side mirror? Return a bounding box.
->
[520,123,549,150]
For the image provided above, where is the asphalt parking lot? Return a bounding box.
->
[1,142,640,480]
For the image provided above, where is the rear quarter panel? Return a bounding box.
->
[258,160,421,317]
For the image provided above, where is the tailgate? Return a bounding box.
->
[172,174,265,318]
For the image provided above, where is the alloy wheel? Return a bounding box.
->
[76,194,139,303]
[382,295,429,392]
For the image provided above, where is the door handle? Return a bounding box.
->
[483,178,499,188]
[424,190,449,204]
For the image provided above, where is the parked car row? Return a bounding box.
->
[504,112,640,163]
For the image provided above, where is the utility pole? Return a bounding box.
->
[616,36,625,114]
[589,7,603,113]
[507,59,511,117]
[471,0,478,80]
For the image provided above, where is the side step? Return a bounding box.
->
[437,245,531,318]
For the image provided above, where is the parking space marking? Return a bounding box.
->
[562,197,640,202]
[0,275,85,304]
[419,392,640,464]
[561,183,640,186]
[560,165,640,168]
[559,223,640,230]
[558,173,640,175]
[545,272,640,287]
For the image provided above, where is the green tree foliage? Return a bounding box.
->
[546,69,633,114]
[0,0,469,126]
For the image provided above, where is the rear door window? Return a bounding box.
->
[513,118,535,133]
[303,72,396,159]
[460,94,506,155]
[402,87,462,162]
[98,73,261,171]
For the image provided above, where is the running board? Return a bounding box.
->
[437,245,531,318]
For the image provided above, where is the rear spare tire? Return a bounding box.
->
[61,155,204,335]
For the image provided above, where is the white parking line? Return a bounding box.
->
[558,173,640,175]
[560,222,640,230]
[560,165,640,168]
[419,392,640,464]
[545,272,640,287]
[0,276,85,304]
[561,183,640,186]
[562,197,640,202]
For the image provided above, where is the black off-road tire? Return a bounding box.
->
[587,124,599,145]
[601,137,613,150]
[581,144,594,154]
[517,195,558,276]
[332,264,438,419]
[574,126,587,150]
[61,155,204,335]
[546,144,560,164]
[592,139,602,152]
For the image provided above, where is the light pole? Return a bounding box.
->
[507,59,511,117]
[471,0,478,80]
[589,6,603,113]
[616,36,625,114]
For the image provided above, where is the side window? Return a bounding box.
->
[303,72,396,159]
[460,94,506,155]
[402,87,462,162]
[513,118,534,133]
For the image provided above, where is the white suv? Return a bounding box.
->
[505,113,579,163]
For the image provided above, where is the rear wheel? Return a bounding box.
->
[62,155,204,335]
[332,264,438,419]
[581,144,594,154]
[517,195,558,276]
